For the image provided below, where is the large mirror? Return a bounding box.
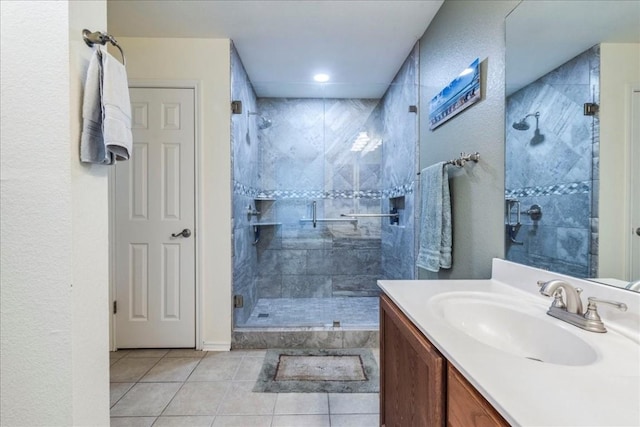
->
[505,0,640,292]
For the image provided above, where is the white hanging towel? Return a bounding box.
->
[416,162,452,272]
[80,49,132,164]
[101,50,132,163]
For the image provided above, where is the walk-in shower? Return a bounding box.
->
[505,46,598,278]
[230,44,419,348]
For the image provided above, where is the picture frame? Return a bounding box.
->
[429,58,481,130]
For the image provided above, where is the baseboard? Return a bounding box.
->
[202,341,231,352]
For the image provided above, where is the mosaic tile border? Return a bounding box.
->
[234,181,414,200]
[381,181,414,198]
[505,181,591,199]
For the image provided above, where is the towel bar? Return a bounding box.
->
[82,29,126,66]
[417,152,479,174]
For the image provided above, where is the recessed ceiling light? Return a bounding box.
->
[313,73,330,82]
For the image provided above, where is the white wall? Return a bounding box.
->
[69,1,110,423]
[599,43,640,280]
[0,1,109,424]
[116,37,233,350]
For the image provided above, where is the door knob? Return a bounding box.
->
[171,228,191,238]
[636,227,640,237]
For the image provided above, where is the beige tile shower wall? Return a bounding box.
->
[417,0,518,279]
[118,37,233,349]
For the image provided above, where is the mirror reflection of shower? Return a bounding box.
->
[249,111,273,130]
[512,111,545,144]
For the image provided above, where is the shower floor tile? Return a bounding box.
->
[239,297,379,328]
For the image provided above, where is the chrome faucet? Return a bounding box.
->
[538,279,583,314]
[625,280,640,291]
[537,280,627,333]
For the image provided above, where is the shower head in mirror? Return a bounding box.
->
[249,111,273,130]
[512,112,539,131]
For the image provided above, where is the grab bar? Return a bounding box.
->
[340,213,399,218]
[312,201,317,228]
[299,218,358,224]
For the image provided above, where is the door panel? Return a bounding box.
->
[115,87,195,348]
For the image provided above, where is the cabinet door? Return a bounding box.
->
[447,365,509,427]
[380,294,446,427]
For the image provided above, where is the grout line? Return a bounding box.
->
[111,348,378,424]
[109,353,166,409]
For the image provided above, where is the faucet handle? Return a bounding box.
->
[586,297,628,312]
[579,297,627,333]
[584,297,628,323]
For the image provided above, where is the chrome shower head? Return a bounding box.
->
[512,112,539,131]
[249,111,272,130]
[258,116,272,130]
[512,120,530,131]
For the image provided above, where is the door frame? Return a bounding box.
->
[109,80,202,351]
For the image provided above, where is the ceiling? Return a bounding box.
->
[107,0,444,99]
[506,0,640,95]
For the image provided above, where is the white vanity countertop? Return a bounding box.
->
[378,259,640,427]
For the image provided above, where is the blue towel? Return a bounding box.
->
[416,162,452,272]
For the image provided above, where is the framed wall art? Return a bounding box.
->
[429,58,481,130]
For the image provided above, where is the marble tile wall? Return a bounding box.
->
[505,46,599,278]
[378,43,419,280]
[253,96,383,300]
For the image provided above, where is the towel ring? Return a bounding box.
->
[82,29,126,66]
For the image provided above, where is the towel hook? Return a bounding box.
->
[82,29,126,66]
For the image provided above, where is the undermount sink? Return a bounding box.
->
[429,292,598,366]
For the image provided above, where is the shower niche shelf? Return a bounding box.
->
[249,198,280,229]
[250,207,280,245]
[388,196,404,225]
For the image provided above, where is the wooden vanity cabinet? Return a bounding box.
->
[380,294,509,427]
[447,365,509,427]
[380,293,446,426]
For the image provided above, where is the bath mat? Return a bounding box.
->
[253,348,379,393]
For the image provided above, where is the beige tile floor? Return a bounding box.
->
[110,349,380,427]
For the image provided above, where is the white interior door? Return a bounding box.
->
[631,89,640,281]
[115,87,195,348]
